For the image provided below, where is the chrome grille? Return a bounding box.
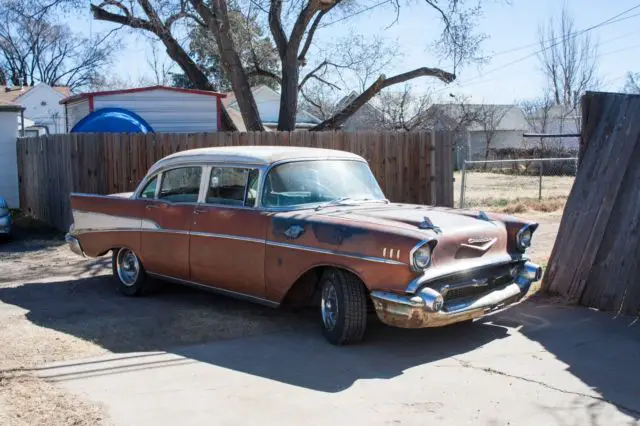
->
[430,263,519,301]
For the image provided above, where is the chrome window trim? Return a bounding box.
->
[155,165,204,204]
[146,271,280,308]
[267,240,406,265]
[202,164,263,209]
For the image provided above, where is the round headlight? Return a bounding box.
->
[517,227,532,251]
[413,245,432,270]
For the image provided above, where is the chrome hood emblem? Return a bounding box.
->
[460,237,497,252]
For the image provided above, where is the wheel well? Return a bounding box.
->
[281,266,370,308]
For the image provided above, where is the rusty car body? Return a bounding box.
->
[66,146,541,344]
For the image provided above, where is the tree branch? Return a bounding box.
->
[298,9,326,64]
[247,68,282,85]
[269,0,287,58]
[91,4,156,33]
[311,66,455,130]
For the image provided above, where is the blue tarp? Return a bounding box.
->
[71,108,154,133]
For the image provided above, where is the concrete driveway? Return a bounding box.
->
[37,299,640,426]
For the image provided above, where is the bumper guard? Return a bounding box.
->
[370,261,542,328]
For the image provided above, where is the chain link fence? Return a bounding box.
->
[456,157,578,209]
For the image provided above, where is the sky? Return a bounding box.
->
[74,0,640,104]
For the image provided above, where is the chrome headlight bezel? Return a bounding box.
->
[516,225,534,252]
[410,240,435,272]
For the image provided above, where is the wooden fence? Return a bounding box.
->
[542,92,640,317]
[17,131,454,231]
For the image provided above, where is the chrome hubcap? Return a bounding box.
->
[116,248,139,286]
[321,282,338,331]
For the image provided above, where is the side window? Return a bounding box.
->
[158,167,202,203]
[140,176,158,199]
[206,167,257,206]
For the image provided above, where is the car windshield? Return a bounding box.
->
[262,160,386,208]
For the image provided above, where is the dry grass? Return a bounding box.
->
[0,372,107,426]
[454,171,574,213]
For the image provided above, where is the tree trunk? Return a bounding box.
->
[278,55,299,131]
[190,0,264,131]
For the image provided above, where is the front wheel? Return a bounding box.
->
[112,248,154,296]
[319,269,367,345]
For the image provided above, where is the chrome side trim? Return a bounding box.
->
[72,210,159,233]
[191,231,264,244]
[266,240,406,265]
[405,253,529,294]
[146,272,280,308]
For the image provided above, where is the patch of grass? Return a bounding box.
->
[463,197,566,214]
[0,371,106,426]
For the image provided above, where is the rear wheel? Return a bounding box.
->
[319,269,367,345]
[112,248,154,296]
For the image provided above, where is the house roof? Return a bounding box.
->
[60,85,226,105]
[149,146,363,173]
[222,85,322,129]
[0,84,70,103]
[0,100,24,112]
[425,104,529,131]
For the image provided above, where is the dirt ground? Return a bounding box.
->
[0,208,562,425]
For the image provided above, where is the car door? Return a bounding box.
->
[140,166,203,280]
[189,165,268,298]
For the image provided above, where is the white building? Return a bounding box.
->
[222,85,321,131]
[0,83,70,134]
[0,102,25,207]
[61,86,226,133]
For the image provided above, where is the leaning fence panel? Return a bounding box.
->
[457,157,578,209]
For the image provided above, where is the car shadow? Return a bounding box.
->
[0,274,510,392]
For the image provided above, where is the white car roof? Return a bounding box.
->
[148,146,365,174]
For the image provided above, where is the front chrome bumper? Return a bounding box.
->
[65,233,85,257]
[370,261,542,328]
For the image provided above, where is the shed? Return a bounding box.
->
[0,102,25,208]
[60,86,226,133]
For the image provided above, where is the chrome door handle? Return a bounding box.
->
[145,204,159,210]
[193,208,207,214]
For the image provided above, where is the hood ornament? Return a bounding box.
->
[418,216,442,234]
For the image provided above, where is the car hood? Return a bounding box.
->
[320,203,500,236]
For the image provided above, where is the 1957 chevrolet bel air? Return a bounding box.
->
[66,146,541,345]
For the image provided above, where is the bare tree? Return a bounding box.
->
[147,41,176,86]
[623,72,640,94]
[376,85,433,131]
[520,95,554,149]
[476,104,509,162]
[0,1,117,90]
[91,0,484,131]
[538,6,599,109]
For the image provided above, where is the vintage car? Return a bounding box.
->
[66,146,541,345]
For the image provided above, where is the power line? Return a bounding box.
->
[488,9,640,59]
[439,2,640,93]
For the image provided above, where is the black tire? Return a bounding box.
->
[112,248,154,296]
[319,269,367,345]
